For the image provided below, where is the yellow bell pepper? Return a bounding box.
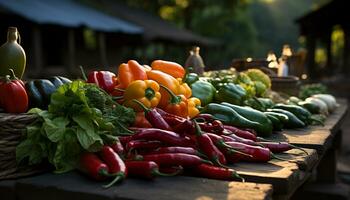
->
[177,78,192,99]
[123,80,161,112]
[188,97,201,118]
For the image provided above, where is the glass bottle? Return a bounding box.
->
[185,46,205,75]
[0,27,26,78]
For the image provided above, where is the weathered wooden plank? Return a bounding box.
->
[14,172,272,200]
[232,148,317,195]
[229,182,273,200]
[267,99,348,155]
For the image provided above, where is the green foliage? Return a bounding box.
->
[116,0,325,65]
[16,81,135,173]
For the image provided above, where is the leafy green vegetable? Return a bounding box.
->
[299,83,327,100]
[16,81,135,173]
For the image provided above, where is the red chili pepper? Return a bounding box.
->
[126,140,164,152]
[259,142,308,154]
[223,125,257,141]
[155,108,187,126]
[80,66,117,93]
[138,153,211,167]
[79,152,110,181]
[125,161,179,179]
[142,146,206,158]
[99,146,127,188]
[198,120,225,134]
[194,121,227,167]
[130,128,195,148]
[159,166,184,175]
[224,134,261,147]
[172,119,194,135]
[109,139,125,156]
[194,164,243,181]
[224,141,287,162]
[0,69,28,113]
[119,136,133,147]
[220,147,243,164]
[206,132,247,156]
[133,100,173,131]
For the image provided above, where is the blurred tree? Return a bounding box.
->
[117,0,329,67]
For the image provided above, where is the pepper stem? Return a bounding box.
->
[271,153,290,161]
[114,120,134,134]
[159,84,181,104]
[232,171,245,182]
[227,148,253,158]
[132,99,150,113]
[288,144,309,155]
[79,66,88,81]
[102,172,125,188]
[193,120,203,136]
[145,88,156,100]
[213,157,230,169]
[201,159,214,165]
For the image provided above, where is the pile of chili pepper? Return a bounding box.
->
[79,105,308,188]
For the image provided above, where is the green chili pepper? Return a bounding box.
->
[267,108,305,128]
[202,103,260,131]
[214,83,246,105]
[221,102,273,137]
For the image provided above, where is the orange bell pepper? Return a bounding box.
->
[151,60,185,79]
[123,80,161,112]
[177,78,192,99]
[188,97,201,118]
[160,84,188,118]
[146,70,181,108]
[117,60,147,89]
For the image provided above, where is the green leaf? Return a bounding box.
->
[43,117,69,142]
[76,126,103,151]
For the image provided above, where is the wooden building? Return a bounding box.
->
[296,0,350,79]
[0,0,213,78]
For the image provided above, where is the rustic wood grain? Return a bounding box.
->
[232,148,317,195]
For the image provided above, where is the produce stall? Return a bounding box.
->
[0,27,348,199]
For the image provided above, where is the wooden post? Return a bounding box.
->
[67,29,75,74]
[32,26,43,77]
[305,34,317,79]
[343,25,350,75]
[98,32,108,67]
[325,30,333,75]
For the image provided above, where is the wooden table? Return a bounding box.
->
[232,98,348,199]
[0,99,347,200]
[0,172,273,200]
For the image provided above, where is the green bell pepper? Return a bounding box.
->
[184,73,199,86]
[191,80,216,106]
[214,83,246,105]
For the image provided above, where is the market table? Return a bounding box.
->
[0,99,347,200]
[0,172,273,200]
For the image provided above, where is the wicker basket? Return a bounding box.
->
[0,113,45,180]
